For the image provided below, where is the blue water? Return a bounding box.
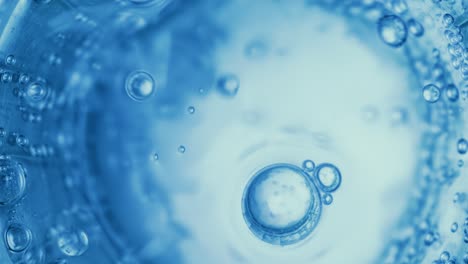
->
[0,0,467,263]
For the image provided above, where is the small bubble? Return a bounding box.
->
[24,81,49,108]
[440,251,450,261]
[1,72,12,83]
[457,138,468,154]
[377,15,407,48]
[187,106,195,114]
[0,157,27,205]
[458,160,464,167]
[422,84,440,103]
[442,14,454,27]
[390,107,408,125]
[244,39,268,59]
[5,55,16,65]
[315,163,342,192]
[407,18,424,37]
[302,159,315,172]
[18,74,30,84]
[57,229,89,257]
[125,70,155,102]
[323,193,333,205]
[453,192,466,203]
[217,74,240,97]
[361,105,379,122]
[178,145,186,153]
[451,222,459,233]
[446,84,459,102]
[5,223,32,252]
[153,153,159,161]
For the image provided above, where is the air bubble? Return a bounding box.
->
[377,15,407,48]
[242,163,321,245]
[422,84,440,103]
[178,145,186,153]
[187,106,195,114]
[125,71,155,101]
[0,157,27,205]
[4,223,32,252]
[323,193,333,205]
[5,55,16,65]
[457,138,468,154]
[407,19,424,37]
[451,222,458,233]
[315,163,342,192]
[440,251,450,261]
[302,159,315,172]
[446,84,459,101]
[24,81,49,108]
[57,229,89,257]
[442,14,454,27]
[153,153,159,161]
[244,40,268,59]
[217,74,240,97]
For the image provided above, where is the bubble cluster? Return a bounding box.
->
[125,71,155,101]
[377,15,407,48]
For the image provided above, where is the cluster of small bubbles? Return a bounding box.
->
[47,53,62,66]
[0,156,27,205]
[302,159,315,172]
[56,229,89,257]
[451,222,459,233]
[5,55,16,65]
[187,106,195,114]
[322,193,333,205]
[216,74,240,97]
[178,145,186,154]
[314,163,342,192]
[407,18,424,37]
[463,218,468,243]
[457,138,468,154]
[125,70,155,102]
[377,15,407,48]
[423,84,441,103]
[442,14,454,27]
[446,84,459,102]
[4,223,32,252]
[29,144,55,158]
[21,111,42,124]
